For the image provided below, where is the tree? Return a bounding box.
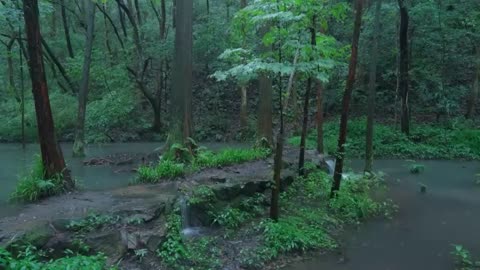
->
[331,0,364,197]
[365,0,382,173]
[398,0,409,134]
[466,46,480,119]
[169,0,193,146]
[22,0,73,189]
[73,0,96,157]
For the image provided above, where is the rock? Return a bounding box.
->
[121,229,141,250]
[146,235,165,252]
[6,222,54,251]
[86,230,127,263]
[280,169,296,191]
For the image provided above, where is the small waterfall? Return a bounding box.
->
[179,196,203,237]
[179,196,190,230]
[325,159,336,176]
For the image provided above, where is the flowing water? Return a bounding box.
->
[286,159,480,270]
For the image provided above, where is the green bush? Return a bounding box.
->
[10,157,64,202]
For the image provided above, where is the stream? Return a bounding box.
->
[286,160,480,270]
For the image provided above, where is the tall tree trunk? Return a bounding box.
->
[298,18,316,176]
[331,0,364,197]
[240,85,248,129]
[206,0,209,14]
[257,74,273,145]
[365,0,382,173]
[398,0,409,135]
[103,3,113,59]
[22,0,73,188]
[169,0,193,145]
[466,46,480,119]
[316,80,324,154]
[60,0,74,58]
[73,0,96,157]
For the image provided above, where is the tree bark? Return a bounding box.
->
[6,38,20,102]
[331,0,364,197]
[60,0,74,58]
[298,19,316,176]
[73,0,96,157]
[22,0,73,188]
[466,46,480,119]
[169,0,193,145]
[240,0,247,8]
[365,0,381,173]
[398,0,409,135]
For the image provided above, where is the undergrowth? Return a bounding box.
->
[10,156,65,202]
[452,245,480,270]
[0,246,115,270]
[288,117,480,160]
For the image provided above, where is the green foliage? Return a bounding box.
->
[157,212,189,268]
[188,185,216,206]
[10,156,64,202]
[195,147,271,168]
[67,213,119,233]
[136,159,186,183]
[0,246,114,270]
[451,245,480,270]
[211,206,250,229]
[260,215,336,258]
[288,118,480,160]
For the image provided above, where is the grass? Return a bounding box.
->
[288,117,480,160]
[10,156,65,202]
[136,147,271,184]
[451,245,480,270]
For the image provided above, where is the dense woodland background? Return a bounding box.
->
[0,0,479,144]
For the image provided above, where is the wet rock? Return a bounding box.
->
[86,230,127,263]
[6,222,54,250]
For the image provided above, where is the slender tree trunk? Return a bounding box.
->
[398,0,409,135]
[103,3,113,59]
[206,0,210,14]
[298,20,316,176]
[60,0,74,58]
[23,0,73,188]
[73,0,96,157]
[19,27,26,149]
[270,52,298,221]
[169,0,193,145]
[466,46,480,119]
[316,80,324,154]
[331,0,364,197]
[240,85,248,129]
[365,0,381,173]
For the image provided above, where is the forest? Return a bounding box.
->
[0,0,479,269]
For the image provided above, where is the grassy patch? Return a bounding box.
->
[67,213,119,233]
[136,147,271,184]
[10,157,65,202]
[288,117,480,160]
[136,159,186,183]
[0,246,115,270]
